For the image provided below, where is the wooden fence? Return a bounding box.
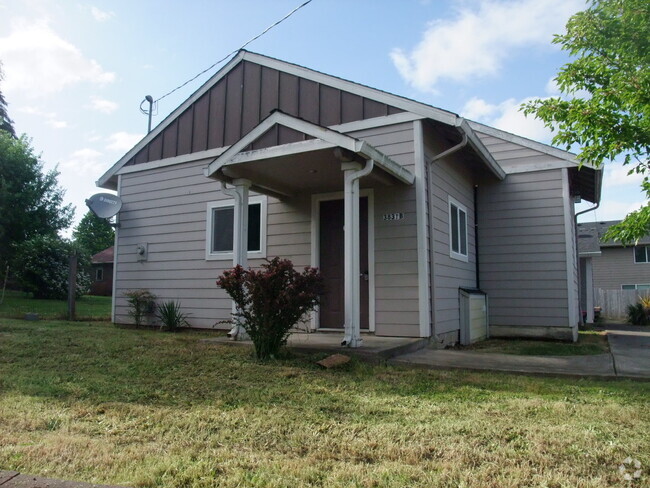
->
[595,288,650,319]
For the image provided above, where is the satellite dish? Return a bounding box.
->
[86,193,123,219]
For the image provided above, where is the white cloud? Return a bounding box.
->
[390,0,584,92]
[90,6,115,22]
[0,19,115,97]
[17,106,68,129]
[603,161,646,188]
[106,132,143,152]
[590,199,648,222]
[61,148,104,174]
[462,96,552,143]
[88,96,118,114]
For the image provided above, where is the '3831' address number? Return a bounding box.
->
[382,213,404,221]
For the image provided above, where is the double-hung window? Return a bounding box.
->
[634,245,650,263]
[206,195,267,260]
[449,196,468,262]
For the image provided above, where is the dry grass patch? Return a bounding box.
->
[0,319,648,487]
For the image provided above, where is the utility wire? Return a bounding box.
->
[154,0,313,104]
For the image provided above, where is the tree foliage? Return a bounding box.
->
[523,0,649,242]
[0,62,15,137]
[0,132,74,266]
[73,210,115,256]
[13,235,90,300]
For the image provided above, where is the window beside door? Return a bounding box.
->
[206,195,267,260]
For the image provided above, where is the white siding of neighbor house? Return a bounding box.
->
[113,121,421,336]
[479,169,572,328]
[423,130,477,338]
[592,247,650,290]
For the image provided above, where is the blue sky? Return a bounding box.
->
[0,0,645,233]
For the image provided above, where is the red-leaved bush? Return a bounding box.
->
[216,257,324,360]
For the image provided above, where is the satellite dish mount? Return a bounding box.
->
[85,193,123,228]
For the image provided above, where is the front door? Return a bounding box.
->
[319,197,369,329]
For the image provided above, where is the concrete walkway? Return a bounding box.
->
[390,325,650,379]
[0,471,126,488]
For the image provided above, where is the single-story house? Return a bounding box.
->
[90,246,114,296]
[97,50,602,345]
[578,220,650,320]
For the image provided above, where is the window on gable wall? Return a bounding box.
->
[634,245,650,263]
[449,196,468,262]
[206,195,267,260]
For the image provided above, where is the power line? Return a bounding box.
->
[154,0,313,104]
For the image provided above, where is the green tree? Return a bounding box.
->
[0,132,74,266]
[0,62,15,137]
[523,0,649,242]
[73,210,115,256]
[13,235,90,299]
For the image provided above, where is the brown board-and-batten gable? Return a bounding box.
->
[125,60,404,167]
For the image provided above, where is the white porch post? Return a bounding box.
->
[341,159,374,348]
[221,179,251,340]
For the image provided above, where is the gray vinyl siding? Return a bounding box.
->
[479,169,571,327]
[113,121,420,336]
[424,130,477,337]
[474,132,569,172]
[350,122,420,337]
[592,247,650,290]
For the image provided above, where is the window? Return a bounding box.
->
[95,268,104,281]
[206,196,267,260]
[622,284,650,290]
[449,196,468,262]
[634,245,650,263]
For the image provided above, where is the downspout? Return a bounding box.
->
[220,181,244,340]
[574,201,600,327]
[341,158,374,348]
[427,120,469,342]
[474,185,480,289]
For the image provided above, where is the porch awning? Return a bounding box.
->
[204,110,415,198]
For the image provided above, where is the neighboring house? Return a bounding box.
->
[97,50,601,344]
[578,221,650,320]
[90,246,114,296]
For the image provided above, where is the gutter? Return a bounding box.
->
[574,201,600,327]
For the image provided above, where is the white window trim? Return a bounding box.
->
[448,196,468,262]
[205,195,267,261]
[622,284,650,290]
[633,245,650,264]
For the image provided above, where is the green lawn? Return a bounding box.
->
[0,290,111,320]
[461,331,610,356]
[0,319,648,488]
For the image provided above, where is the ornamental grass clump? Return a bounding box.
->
[156,300,190,332]
[627,296,650,325]
[217,257,324,360]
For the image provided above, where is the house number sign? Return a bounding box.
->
[382,212,404,221]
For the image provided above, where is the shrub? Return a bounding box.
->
[124,289,156,327]
[627,298,650,325]
[156,300,190,332]
[13,235,90,299]
[217,257,324,360]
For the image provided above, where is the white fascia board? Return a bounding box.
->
[241,51,459,126]
[459,120,506,180]
[500,159,577,174]
[97,51,247,189]
[229,139,335,164]
[467,120,593,166]
[117,147,228,175]
[207,111,415,186]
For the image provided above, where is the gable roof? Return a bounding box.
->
[98,50,587,191]
[91,246,114,264]
[577,220,650,255]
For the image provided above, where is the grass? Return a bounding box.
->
[461,331,610,356]
[0,290,111,320]
[0,319,648,488]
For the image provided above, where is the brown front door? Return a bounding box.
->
[318,197,369,329]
